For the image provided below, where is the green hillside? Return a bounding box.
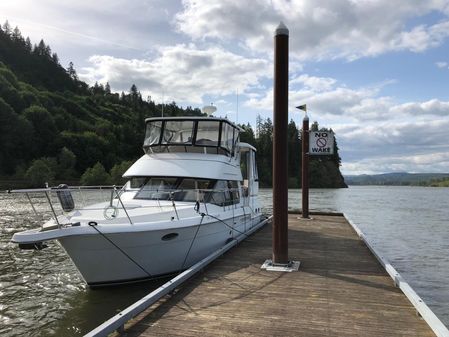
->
[344,173,449,186]
[0,22,346,189]
[0,22,202,187]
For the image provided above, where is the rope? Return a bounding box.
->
[180,213,205,270]
[200,212,249,239]
[88,222,152,278]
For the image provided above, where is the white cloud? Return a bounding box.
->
[176,0,449,60]
[436,61,448,68]
[390,99,449,116]
[247,75,449,120]
[79,44,270,104]
[342,151,449,175]
[0,0,183,69]
[245,74,449,174]
[336,119,449,174]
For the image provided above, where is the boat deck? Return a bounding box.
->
[117,214,435,337]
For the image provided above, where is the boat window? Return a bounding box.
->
[131,177,215,202]
[209,180,239,206]
[144,121,162,147]
[175,178,197,202]
[252,151,259,181]
[229,180,240,204]
[195,121,220,147]
[233,131,240,154]
[162,120,194,145]
[134,177,178,200]
[221,122,234,152]
[129,177,148,189]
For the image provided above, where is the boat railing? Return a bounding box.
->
[6,185,246,228]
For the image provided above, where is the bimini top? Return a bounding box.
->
[143,117,243,156]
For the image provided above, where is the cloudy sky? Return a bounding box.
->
[2,0,449,175]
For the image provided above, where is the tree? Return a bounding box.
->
[51,52,60,65]
[110,160,133,185]
[80,162,111,185]
[25,158,55,187]
[67,61,78,81]
[24,37,32,52]
[255,117,273,186]
[11,26,23,42]
[58,147,77,179]
[239,123,256,145]
[2,20,11,36]
[34,39,49,57]
[23,105,58,157]
[287,119,300,187]
[0,98,33,174]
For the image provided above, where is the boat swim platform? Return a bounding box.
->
[113,214,440,337]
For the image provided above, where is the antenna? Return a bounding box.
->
[236,88,239,123]
[161,89,164,117]
[202,103,217,116]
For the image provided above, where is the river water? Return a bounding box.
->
[1,186,448,336]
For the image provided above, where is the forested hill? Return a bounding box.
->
[240,118,347,188]
[0,22,202,187]
[345,172,449,186]
[0,22,346,188]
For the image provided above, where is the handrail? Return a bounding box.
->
[6,186,248,229]
[7,185,122,193]
[114,186,133,225]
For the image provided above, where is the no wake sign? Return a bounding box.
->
[309,131,334,155]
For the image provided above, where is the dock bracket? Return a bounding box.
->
[261,259,300,272]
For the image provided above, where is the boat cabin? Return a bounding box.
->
[143,117,241,156]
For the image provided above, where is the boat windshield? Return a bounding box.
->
[143,119,239,156]
[125,177,240,205]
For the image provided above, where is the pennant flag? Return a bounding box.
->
[296,104,307,111]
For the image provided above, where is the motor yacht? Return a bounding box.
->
[11,116,263,286]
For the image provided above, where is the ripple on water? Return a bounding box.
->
[1,188,449,336]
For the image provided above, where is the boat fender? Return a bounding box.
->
[56,184,75,212]
[19,242,48,250]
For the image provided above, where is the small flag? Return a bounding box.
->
[296,104,307,111]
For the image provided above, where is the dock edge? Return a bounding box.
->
[344,213,449,337]
[84,216,272,337]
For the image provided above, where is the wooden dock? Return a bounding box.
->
[115,214,436,337]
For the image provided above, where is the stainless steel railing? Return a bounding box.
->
[7,185,248,228]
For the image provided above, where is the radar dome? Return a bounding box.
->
[202,105,217,116]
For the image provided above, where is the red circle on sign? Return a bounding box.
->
[316,138,327,148]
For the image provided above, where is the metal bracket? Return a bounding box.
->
[261,259,300,272]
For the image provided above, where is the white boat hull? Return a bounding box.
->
[57,214,261,286]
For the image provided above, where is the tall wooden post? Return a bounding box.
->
[302,114,309,218]
[272,22,289,264]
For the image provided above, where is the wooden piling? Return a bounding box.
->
[272,22,289,264]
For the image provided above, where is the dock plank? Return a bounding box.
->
[120,214,435,337]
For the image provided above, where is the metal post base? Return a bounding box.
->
[297,216,313,220]
[261,259,300,272]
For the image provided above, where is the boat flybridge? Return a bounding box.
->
[11,116,263,286]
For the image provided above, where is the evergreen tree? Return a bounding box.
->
[2,20,11,36]
[25,158,55,187]
[67,61,78,80]
[80,162,111,185]
[11,26,23,42]
[51,52,59,65]
[24,37,32,52]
